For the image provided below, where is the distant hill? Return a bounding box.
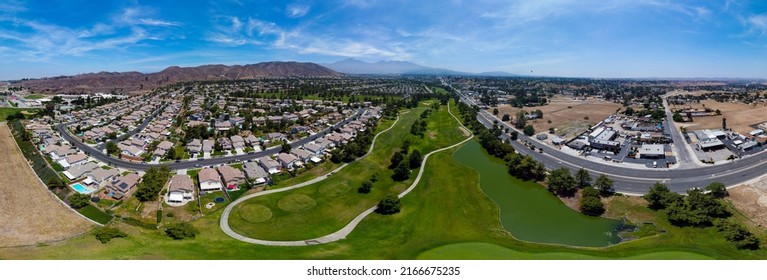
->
[16,61,340,94]
[322,58,517,76]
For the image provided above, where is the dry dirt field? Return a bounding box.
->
[490,96,622,138]
[670,99,767,135]
[727,183,767,228]
[0,123,91,247]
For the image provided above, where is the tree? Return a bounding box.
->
[69,193,90,209]
[389,151,405,169]
[580,190,605,216]
[392,161,411,181]
[509,131,518,141]
[706,182,727,198]
[534,109,543,119]
[164,222,199,240]
[280,141,292,154]
[47,176,66,189]
[715,220,760,250]
[329,149,343,163]
[593,174,615,195]
[575,168,591,188]
[624,107,634,116]
[502,114,510,122]
[93,227,127,244]
[408,149,422,169]
[401,139,410,153]
[375,194,401,215]
[644,182,674,210]
[492,108,499,115]
[686,112,693,122]
[722,117,727,130]
[672,112,683,122]
[358,180,373,194]
[547,168,577,196]
[523,125,535,136]
[514,110,527,129]
[106,141,119,156]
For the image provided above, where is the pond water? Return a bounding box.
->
[453,141,623,247]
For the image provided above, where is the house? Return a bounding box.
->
[168,174,195,204]
[202,139,215,153]
[277,153,299,169]
[198,168,223,193]
[258,156,281,174]
[106,173,141,200]
[187,139,202,155]
[119,143,144,157]
[218,165,246,190]
[62,162,99,180]
[230,135,245,149]
[130,138,146,148]
[245,135,260,147]
[154,140,174,157]
[304,143,324,155]
[59,153,89,169]
[86,167,120,185]
[215,121,232,131]
[242,162,269,185]
[266,132,286,142]
[219,137,233,150]
[291,148,319,164]
[253,116,266,126]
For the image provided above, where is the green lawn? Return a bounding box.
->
[78,205,113,224]
[227,102,466,241]
[25,94,46,100]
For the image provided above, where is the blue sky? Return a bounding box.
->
[1,0,767,79]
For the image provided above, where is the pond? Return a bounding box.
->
[453,140,624,247]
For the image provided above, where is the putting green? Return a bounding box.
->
[238,204,273,223]
[417,242,714,260]
[277,194,317,212]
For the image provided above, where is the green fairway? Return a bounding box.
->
[227,102,466,241]
[0,108,39,121]
[417,242,714,260]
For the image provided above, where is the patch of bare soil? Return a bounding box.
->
[726,185,767,227]
[0,123,91,247]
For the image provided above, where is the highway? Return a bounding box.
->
[57,108,366,171]
[444,78,767,194]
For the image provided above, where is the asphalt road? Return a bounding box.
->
[57,108,366,171]
[454,89,767,194]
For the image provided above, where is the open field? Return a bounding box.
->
[490,96,621,139]
[0,123,91,247]
[0,108,39,121]
[726,179,767,227]
[670,99,767,135]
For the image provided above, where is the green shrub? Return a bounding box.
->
[93,227,127,244]
[164,222,198,240]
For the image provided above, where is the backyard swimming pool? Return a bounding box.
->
[71,183,93,194]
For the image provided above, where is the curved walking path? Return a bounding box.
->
[220,102,473,246]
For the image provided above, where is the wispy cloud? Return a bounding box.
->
[0,6,178,61]
[286,4,310,18]
[746,14,767,35]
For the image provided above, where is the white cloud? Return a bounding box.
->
[746,14,767,35]
[0,6,178,61]
[286,4,310,18]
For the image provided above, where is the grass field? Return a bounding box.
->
[0,123,91,247]
[78,205,113,224]
[227,102,465,241]
[0,108,39,121]
[24,94,46,100]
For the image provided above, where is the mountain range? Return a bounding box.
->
[321,58,516,76]
[16,61,340,94]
